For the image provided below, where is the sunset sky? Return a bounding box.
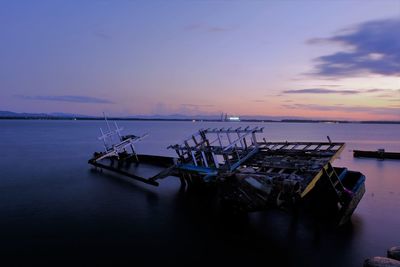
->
[0,0,399,120]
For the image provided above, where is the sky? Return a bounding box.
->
[0,0,399,121]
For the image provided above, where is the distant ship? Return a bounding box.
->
[227,116,240,122]
[221,113,240,122]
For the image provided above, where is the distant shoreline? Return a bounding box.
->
[1,116,399,125]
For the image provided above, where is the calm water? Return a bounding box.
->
[1,120,399,266]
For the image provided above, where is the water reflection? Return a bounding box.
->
[86,151,367,266]
[88,168,160,207]
[1,120,399,266]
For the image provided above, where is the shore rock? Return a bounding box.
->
[388,247,400,261]
[364,257,400,267]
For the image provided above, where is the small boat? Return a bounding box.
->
[353,149,400,160]
[334,167,366,226]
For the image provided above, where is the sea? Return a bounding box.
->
[0,120,399,266]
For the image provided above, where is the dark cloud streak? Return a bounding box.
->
[365,89,386,93]
[282,88,398,95]
[185,24,234,33]
[94,30,112,40]
[282,103,400,116]
[283,88,359,94]
[309,18,400,77]
[182,103,215,107]
[17,95,114,104]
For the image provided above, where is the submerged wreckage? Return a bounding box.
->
[88,119,366,226]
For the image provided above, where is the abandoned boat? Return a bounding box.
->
[88,120,366,226]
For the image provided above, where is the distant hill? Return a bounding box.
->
[0,111,50,118]
[1,110,399,124]
[0,111,91,118]
[0,110,318,121]
[128,114,308,121]
[48,112,92,118]
[0,111,18,117]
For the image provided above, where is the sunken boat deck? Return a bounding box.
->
[246,141,345,198]
[88,124,365,225]
[89,154,176,186]
[89,141,345,199]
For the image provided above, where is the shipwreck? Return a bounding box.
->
[88,119,366,226]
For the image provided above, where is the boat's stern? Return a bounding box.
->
[336,168,366,225]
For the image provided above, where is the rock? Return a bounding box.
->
[364,257,400,267]
[388,247,400,261]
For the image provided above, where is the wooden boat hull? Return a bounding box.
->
[88,153,177,186]
[336,168,366,226]
[89,123,366,226]
[354,150,400,160]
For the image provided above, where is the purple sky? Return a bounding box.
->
[0,0,399,120]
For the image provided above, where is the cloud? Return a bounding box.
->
[377,93,395,98]
[281,103,345,111]
[152,102,215,115]
[318,84,341,87]
[283,88,359,94]
[365,89,386,93]
[182,103,215,108]
[185,24,234,33]
[282,103,400,117]
[207,26,232,32]
[308,17,400,77]
[184,24,201,31]
[18,95,113,104]
[282,88,398,95]
[93,30,112,40]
